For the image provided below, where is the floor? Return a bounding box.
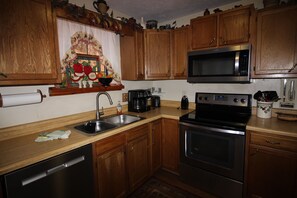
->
[129,170,218,198]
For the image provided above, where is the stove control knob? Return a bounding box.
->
[199,96,203,101]
[241,98,246,104]
[204,97,208,101]
[233,98,239,103]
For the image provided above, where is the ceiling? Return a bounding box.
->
[107,0,239,23]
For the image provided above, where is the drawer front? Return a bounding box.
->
[94,133,126,155]
[126,124,149,142]
[250,132,297,153]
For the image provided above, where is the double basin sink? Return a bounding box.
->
[74,114,144,135]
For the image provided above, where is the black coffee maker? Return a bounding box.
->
[128,89,151,112]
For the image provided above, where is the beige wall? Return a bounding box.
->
[0,0,294,129]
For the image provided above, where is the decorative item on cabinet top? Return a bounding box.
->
[52,1,143,36]
[49,19,124,96]
[0,90,46,108]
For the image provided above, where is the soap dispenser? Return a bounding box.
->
[116,101,122,115]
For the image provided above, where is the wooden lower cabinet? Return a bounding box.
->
[96,147,127,198]
[161,118,180,174]
[93,119,180,197]
[247,131,297,198]
[126,124,150,192]
[93,133,127,198]
[150,119,162,174]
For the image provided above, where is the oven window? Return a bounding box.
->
[186,129,235,168]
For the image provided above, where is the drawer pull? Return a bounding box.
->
[265,140,280,145]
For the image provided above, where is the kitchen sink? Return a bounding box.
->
[103,114,142,126]
[74,120,117,134]
[74,114,144,135]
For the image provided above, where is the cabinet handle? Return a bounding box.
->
[0,72,7,78]
[288,63,297,73]
[265,140,280,145]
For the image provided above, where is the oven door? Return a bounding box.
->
[180,122,245,181]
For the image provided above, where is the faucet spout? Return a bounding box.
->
[96,92,113,120]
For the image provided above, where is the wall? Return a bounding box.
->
[0,0,152,129]
[0,0,294,129]
[152,79,281,107]
[154,0,294,108]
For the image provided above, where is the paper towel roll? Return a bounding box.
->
[0,90,44,107]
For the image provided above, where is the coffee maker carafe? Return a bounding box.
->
[128,89,151,112]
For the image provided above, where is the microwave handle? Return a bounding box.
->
[234,52,240,75]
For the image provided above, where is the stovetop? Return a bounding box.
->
[180,110,250,131]
[180,93,252,131]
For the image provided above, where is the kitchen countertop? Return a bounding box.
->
[0,106,190,175]
[247,115,297,138]
[1,106,297,175]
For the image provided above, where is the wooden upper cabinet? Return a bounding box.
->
[218,7,250,46]
[144,30,171,79]
[120,30,144,80]
[172,26,190,79]
[254,5,297,78]
[191,15,217,49]
[0,0,60,85]
[190,5,253,50]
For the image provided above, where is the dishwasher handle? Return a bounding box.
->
[22,156,85,186]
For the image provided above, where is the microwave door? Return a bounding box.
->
[234,52,240,75]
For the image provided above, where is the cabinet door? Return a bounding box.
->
[120,30,144,80]
[151,119,162,174]
[162,118,179,174]
[172,27,189,79]
[96,146,127,198]
[191,15,217,49]
[247,146,297,198]
[0,0,60,85]
[120,35,137,80]
[218,7,250,46]
[127,134,149,191]
[136,30,145,80]
[254,6,297,77]
[144,30,171,79]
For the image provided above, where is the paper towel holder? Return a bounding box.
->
[0,89,46,108]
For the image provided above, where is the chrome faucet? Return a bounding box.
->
[96,92,113,120]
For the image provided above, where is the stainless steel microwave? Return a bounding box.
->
[187,44,251,83]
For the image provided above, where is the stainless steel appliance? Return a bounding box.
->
[187,44,251,83]
[179,92,252,198]
[128,89,151,112]
[2,144,94,198]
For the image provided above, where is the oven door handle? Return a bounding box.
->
[180,122,245,135]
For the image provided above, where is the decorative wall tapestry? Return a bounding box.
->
[57,18,121,88]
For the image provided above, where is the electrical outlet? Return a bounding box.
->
[122,93,128,102]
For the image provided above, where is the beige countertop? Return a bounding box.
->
[0,106,190,175]
[247,115,297,138]
[1,106,296,175]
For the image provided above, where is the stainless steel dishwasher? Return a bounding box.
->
[1,144,95,198]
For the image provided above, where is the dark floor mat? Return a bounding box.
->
[128,178,200,198]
